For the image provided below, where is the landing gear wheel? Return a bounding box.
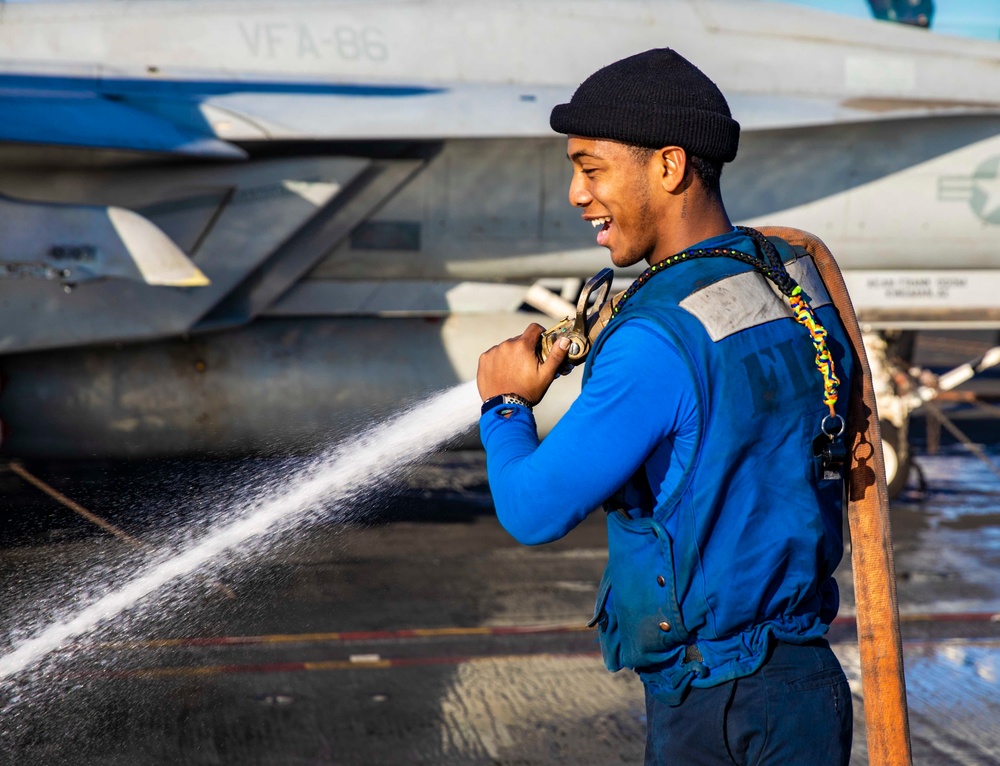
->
[879,419,911,499]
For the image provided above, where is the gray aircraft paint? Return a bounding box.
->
[0,0,998,457]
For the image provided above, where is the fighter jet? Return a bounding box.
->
[1,0,999,498]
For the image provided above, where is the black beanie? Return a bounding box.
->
[550,49,740,164]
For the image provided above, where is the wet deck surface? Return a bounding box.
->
[0,454,627,766]
[0,439,999,764]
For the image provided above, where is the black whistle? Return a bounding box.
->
[817,438,847,481]
[813,414,847,482]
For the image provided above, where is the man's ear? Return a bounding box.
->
[657,146,688,194]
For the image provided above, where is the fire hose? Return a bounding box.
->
[760,226,912,766]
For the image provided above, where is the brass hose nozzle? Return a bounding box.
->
[537,268,620,372]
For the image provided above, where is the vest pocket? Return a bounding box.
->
[588,565,624,672]
[605,511,689,668]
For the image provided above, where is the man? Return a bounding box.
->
[476,49,854,764]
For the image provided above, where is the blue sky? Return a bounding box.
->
[777,0,1000,39]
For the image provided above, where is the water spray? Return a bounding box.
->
[0,381,481,681]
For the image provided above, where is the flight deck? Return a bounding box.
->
[0,441,997,765]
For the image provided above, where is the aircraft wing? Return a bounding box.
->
[0,83,246,159]
[197,83,572,141]
[0,72,569,152]
[199,86,1000,142]
[4,65,1000,155]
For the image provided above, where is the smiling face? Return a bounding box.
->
[567,137,662,268]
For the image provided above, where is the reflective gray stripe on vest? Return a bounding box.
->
[678,255,832,342]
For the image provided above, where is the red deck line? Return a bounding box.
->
[96,623,594,650]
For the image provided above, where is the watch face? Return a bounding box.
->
[482,394,530,416]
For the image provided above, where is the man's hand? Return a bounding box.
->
[477,324,571,404]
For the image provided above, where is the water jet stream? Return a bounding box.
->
[0,382,481,680]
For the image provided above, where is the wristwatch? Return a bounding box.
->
[481,393,534,415]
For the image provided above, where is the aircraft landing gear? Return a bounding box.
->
[879,418,911,499]
[865,332,912,499]
[865,330,1000,499]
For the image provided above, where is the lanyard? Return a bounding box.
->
[611,226,841,427]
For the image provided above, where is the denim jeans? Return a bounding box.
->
[643,639,853,766]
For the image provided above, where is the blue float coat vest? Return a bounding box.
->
[584,237,854,704]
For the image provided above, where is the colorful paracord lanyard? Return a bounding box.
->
[611,226,841,430]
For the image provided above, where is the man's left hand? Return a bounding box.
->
[477,324,571,404]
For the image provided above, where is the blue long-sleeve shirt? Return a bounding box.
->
[480,320,699,544]
[478,229,766,542]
